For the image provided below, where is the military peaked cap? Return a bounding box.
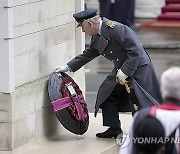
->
[73,9,97,27]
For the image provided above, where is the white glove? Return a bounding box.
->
[116,69,128,81]
[54,65,70,73]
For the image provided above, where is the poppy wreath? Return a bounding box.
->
[50,74,88,122]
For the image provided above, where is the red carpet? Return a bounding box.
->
[166,0,180,5]
[140,0,180,28]
[158,13,180,20]
[162,5,180,13]
[140,20,180,28]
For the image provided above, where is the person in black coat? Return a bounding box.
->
[99,0,136,29]
[99,0,116,20]
[116,0,135,28]
[133,116,166,154]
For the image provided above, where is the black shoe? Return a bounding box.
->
[96,127,123,138]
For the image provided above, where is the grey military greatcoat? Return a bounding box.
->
[67,17,162,116]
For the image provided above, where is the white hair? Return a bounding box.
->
[160,66,180,100]
[86,15,101,23]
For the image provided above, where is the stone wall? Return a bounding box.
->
[0,0,85,151]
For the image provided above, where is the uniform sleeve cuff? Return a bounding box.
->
[66,65,72,72]
[117,69,128,80]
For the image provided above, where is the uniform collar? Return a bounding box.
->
[98,19,102,35]
[97,18,111,53]
[100,17,111,40]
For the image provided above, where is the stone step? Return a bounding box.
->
[166,0,180,5]
[162,5,180,13]
[0,113,132,154]
[158,13,180,20]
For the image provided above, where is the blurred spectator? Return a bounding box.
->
[99,0,136,30]
[99,0,116,20]
[116,0,135,29]
[160,66,180,101]
[133,116,166,154]
[119,66,180,154]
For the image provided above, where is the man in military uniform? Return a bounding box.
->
[55,9,162,138]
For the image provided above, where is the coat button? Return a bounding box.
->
[117,59,119,61]
[110,51,113,53]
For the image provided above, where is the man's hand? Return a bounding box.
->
[116,69,128,81]
[54,65,70,73]
[116,69,131,93]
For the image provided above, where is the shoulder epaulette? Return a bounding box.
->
[107,20,117,28]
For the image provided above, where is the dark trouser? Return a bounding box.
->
[99,0,113,19]
[99,0,121,22]
[112,0,135,27]
[100,84,125,128]
[100,84,140,128]
[99,0,135,27]
[116,0,135,27]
